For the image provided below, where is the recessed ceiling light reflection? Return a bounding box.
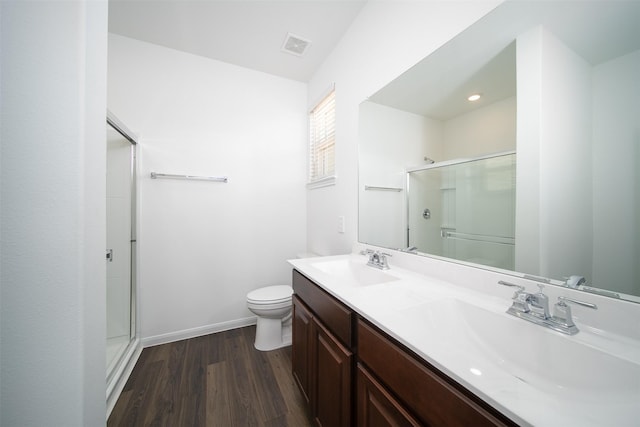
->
[470,367,483,376]
[467,93,482,102]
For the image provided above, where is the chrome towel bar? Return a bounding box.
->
[441,229,514,246]
[150,172,228,183]
[364,185,402,192]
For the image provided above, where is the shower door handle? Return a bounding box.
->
[106,249,113,262]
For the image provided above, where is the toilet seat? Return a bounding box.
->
[247,285,292,305]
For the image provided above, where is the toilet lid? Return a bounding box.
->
[247,285,293,304]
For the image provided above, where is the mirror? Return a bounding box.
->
[358,0,640,302]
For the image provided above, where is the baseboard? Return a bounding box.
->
[141,316,257,348]
[106,338,143,419]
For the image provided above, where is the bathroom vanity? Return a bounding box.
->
[292,270,353,426]
[289,252,640,427]
[292,269,515,426]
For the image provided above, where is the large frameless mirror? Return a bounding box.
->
[358,0,640,302]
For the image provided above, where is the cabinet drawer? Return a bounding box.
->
[293,270,353,348]
[358,320,515,427]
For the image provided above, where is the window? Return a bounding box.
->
[308,89,336,187]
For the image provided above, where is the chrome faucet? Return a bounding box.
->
[528,284,550,319]
[565,275,586,289]
[399,246,418,253]
[361,249,391,270]
[498,280,597,335]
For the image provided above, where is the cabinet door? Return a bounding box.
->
[313,318,353,427]
[358,320,515,427]
[292,295,313,407]
[357,364,421,427]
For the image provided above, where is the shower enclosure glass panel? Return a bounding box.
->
[106,126,135,380]
[407,153,516,270]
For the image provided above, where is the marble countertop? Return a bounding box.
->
[289,252,640,427]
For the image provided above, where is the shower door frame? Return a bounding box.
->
[106,114,140,414]
[405,150,516,254]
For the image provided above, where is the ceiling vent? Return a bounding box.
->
[281,33,311,57]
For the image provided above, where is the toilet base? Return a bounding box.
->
[254,317,292,351]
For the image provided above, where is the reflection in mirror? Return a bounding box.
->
[358,0,640,302]
[408,153,516,271]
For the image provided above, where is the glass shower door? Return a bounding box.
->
[106,126,134,379]
[407,152,516,271]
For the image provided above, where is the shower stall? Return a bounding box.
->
[407,151,517,271]
[106,112,140,415]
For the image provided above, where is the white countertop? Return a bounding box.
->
[288,253,640,427]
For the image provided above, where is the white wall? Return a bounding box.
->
[539,28,592,282]
[592,49,640,295]
[443,96,516,159]
[108,35,307,343]
[516,26,592,281]
[0,1,107,425]
[306,0,504,256]
[358,101,442,249]
[515,28,543,277]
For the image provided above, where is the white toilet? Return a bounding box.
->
[246,285,293,351]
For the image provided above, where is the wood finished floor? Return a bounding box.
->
[108,326,313,427]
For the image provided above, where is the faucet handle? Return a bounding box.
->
[552,296,597,332]
[498,281,530,313]
[557,296,597,310]
[498,280,525,293]
[379,252,392,269]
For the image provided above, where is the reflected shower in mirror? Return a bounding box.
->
[408,153,516,271]
[358,0,640,302]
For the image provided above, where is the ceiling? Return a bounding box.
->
[369,0,640,120]
[108,0,367,82]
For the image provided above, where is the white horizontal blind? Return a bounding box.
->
[308,89,336,184]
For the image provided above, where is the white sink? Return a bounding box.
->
[311,258,400,286]
[290,254,640,425]
[403,299,640,399]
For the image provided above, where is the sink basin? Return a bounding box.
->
[402,299,640,399]
[311,258,400,286]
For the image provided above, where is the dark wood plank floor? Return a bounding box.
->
[108,326,313,427]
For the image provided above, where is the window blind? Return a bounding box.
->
[308,89,336,184]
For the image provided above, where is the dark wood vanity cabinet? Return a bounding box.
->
[357,320,517,427]
[292,270,354,427]
[292,269,517,427]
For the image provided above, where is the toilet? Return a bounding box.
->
[246,285,293,351]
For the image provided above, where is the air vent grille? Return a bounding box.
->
[281,33,311,56]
